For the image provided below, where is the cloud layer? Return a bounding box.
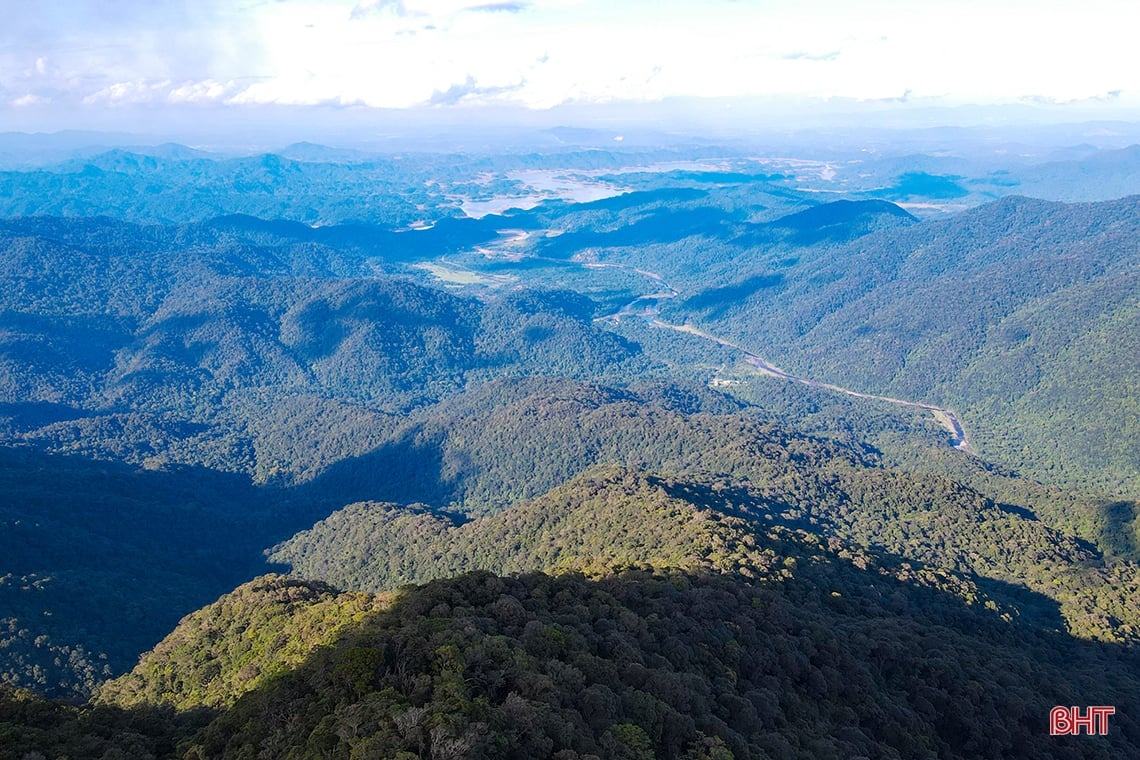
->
[3,0,1138,116]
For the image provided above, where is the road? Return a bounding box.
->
[592,264,972,452]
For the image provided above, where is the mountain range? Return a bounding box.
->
[1,137,1138,757]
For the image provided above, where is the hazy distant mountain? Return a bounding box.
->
[758,198,917,244]
[1014,144,1140,200]
[0,130,146,168]
[276,141,376,163]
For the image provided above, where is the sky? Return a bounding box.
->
[3,0,1139,139]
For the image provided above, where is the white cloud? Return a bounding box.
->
[12,94,49,107]
[3,0,1139,115]
[168,79,242,104]
[82,79,172,105]
[350,0,412,19]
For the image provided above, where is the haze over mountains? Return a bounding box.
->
[1,125,1139,758]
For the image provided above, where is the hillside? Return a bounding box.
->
[0,216,644,452]
[271,465,808,589]
[0,446,288,698]
[83,461,1140,757]
[56,563,1140,759]
[273,450,1140,649]
[167,569,1140,759]
[660,194,1140,495]
[96,575,383,711]
[1014,144,1140,201]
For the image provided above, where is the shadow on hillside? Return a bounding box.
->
[0,444,305,695]
[292,423,459,510]
[13,560,1133,758]
[651,476,816,532]
[0,687,214,759]
[995,501,1038,521]
[0,401,95,428]
[178,551,1138,760]
[8,439,1140,758]
[1098,500,1140,559]
[679,273,784,319]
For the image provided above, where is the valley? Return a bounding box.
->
[580,256,975,451]
[649,319,973,452]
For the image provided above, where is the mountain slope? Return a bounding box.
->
[271,465,804,590]
[89,565,1140,760]
[96,576,382,711]
[16,458,1140,757]
[663,194,1140,495]
[90,464,1140,757]
[276,432,1140,650]
[185,569,1140,760]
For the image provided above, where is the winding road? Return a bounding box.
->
[592,265,973,452]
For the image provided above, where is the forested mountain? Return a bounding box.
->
[17,559,1140,758]
[96,575,383,712]
[18,437,1140,755]
[653,194,1140,495]
[270,439,1140,649]
[134,567,1140,759]
[2,137,1140,758]
[0,216,640,698]
[0,215,643,446]
[6,370,1138,704]
[382,184,1140,496]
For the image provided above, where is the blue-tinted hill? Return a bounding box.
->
[760,198,917,245]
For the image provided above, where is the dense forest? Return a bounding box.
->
[1,141,1139,756]
[450,183,1140,496]
[7,562,1140,759]
[644,195,1140,495]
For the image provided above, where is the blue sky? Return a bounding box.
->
[3,0,1138,135]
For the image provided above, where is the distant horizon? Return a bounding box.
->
[5,99,1140,158]
[4,0,1140,145]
